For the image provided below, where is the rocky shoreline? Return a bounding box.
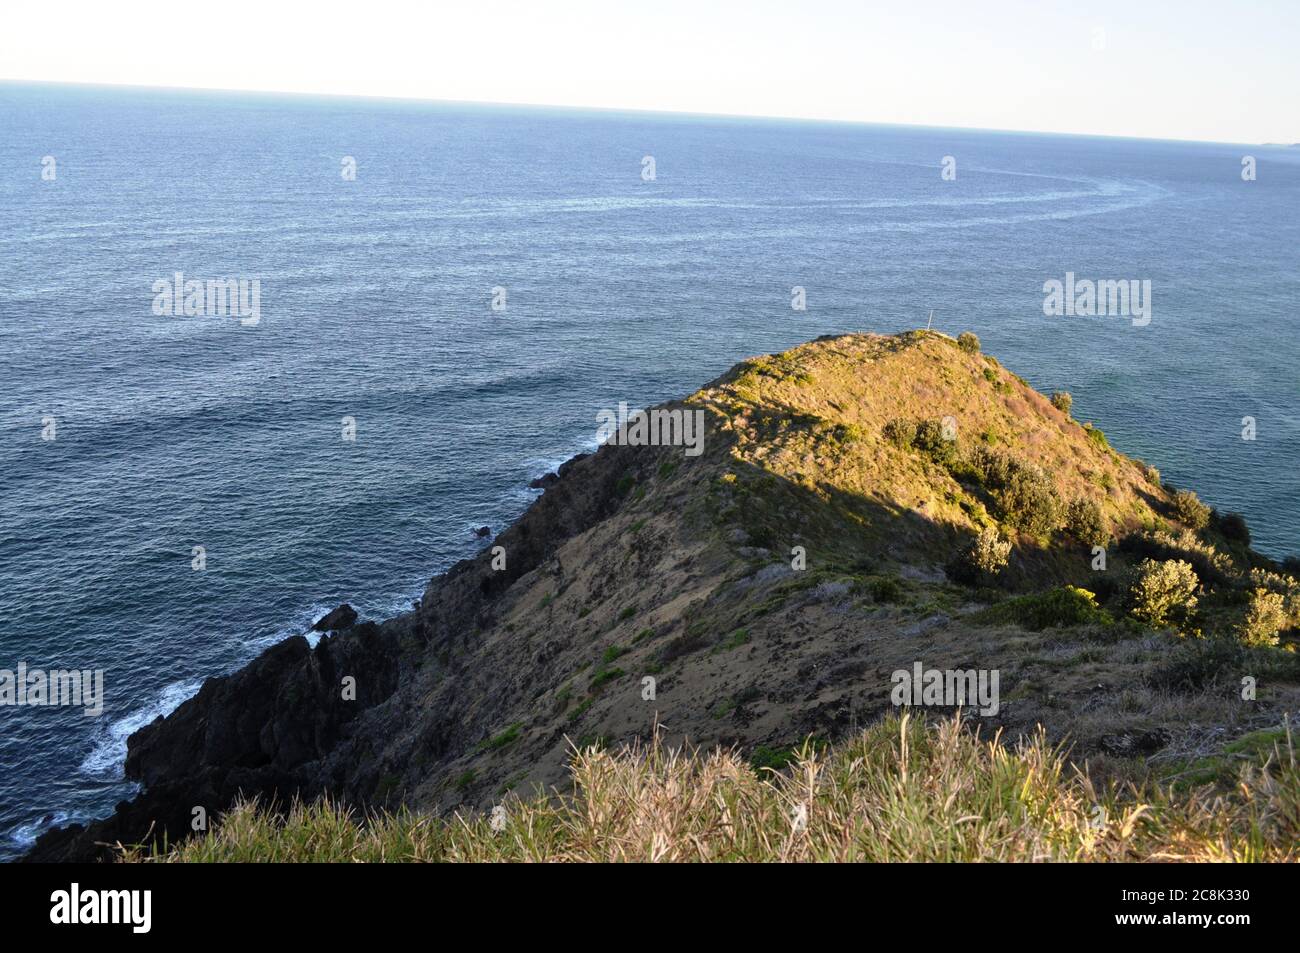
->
[24,446,630,862]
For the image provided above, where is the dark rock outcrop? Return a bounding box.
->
[23,619,408,862]
[312,604,358,632]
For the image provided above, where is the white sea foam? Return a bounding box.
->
[241,601,338,652]
[6,810,77,848]
[522,446,596,482]
[79,678,203,778]
[76,589,430,790]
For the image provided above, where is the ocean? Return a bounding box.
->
[0,82,1296,859]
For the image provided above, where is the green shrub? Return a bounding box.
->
[1127,558,1199,629]
[970,586,1110,630]
[865,576,904,603]
[1118,529,1234,587]
[882,417,917,448]
[912,418,957,465]
[749,744,799,774]
[749,738,828,776]
[1238,589,1286,648]
[476,722,523,752]
[588,667,626,692]
[949,527,1011,584]
[831,423,865,445]
[1216,511,1251,545]
[1049,391,1072,415]
[883,417,956,465]
[957,332,980,354]
[1172,489,1210,530]
[721,628,750,650]
[1064,497,1108,546]
[982,456,1061,536]
[1082,423,1109,450]
[1246,570,1300,632]
[969,447,1010,486]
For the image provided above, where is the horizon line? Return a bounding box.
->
[3,77,1293,150]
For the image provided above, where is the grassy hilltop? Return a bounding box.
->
[43,331,1300,863]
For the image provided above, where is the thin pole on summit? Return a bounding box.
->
[926,310,934,331]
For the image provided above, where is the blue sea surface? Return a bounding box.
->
[0,83,1297,858]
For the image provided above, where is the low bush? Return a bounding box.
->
[1118,529,1234,587]
[1172,489,1211,530]
[948,527,1011,584]
[1127,558,1199,629]
[860,575,904,603]
[1064,498,1108,546]
[975,452,1061,536]
[1082,423,1109,450]
[970,586,1110,630]
[1238,589,1287,648]
[912,418,957,465]
[883,417,957,466]
[1248,569,1300,628]
[1216,511,1251,545]
[882,417,917,448]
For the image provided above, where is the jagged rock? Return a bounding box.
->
[24,620,406,861]
[556,453,588,477]
[312,604,358,632]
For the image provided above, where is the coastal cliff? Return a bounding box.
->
[26,331,1300,862]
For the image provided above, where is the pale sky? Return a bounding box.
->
[2,0,1296,144]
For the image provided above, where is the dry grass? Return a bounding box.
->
[120,713,1299,863]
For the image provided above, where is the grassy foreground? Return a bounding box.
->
[121,714,1298,862]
